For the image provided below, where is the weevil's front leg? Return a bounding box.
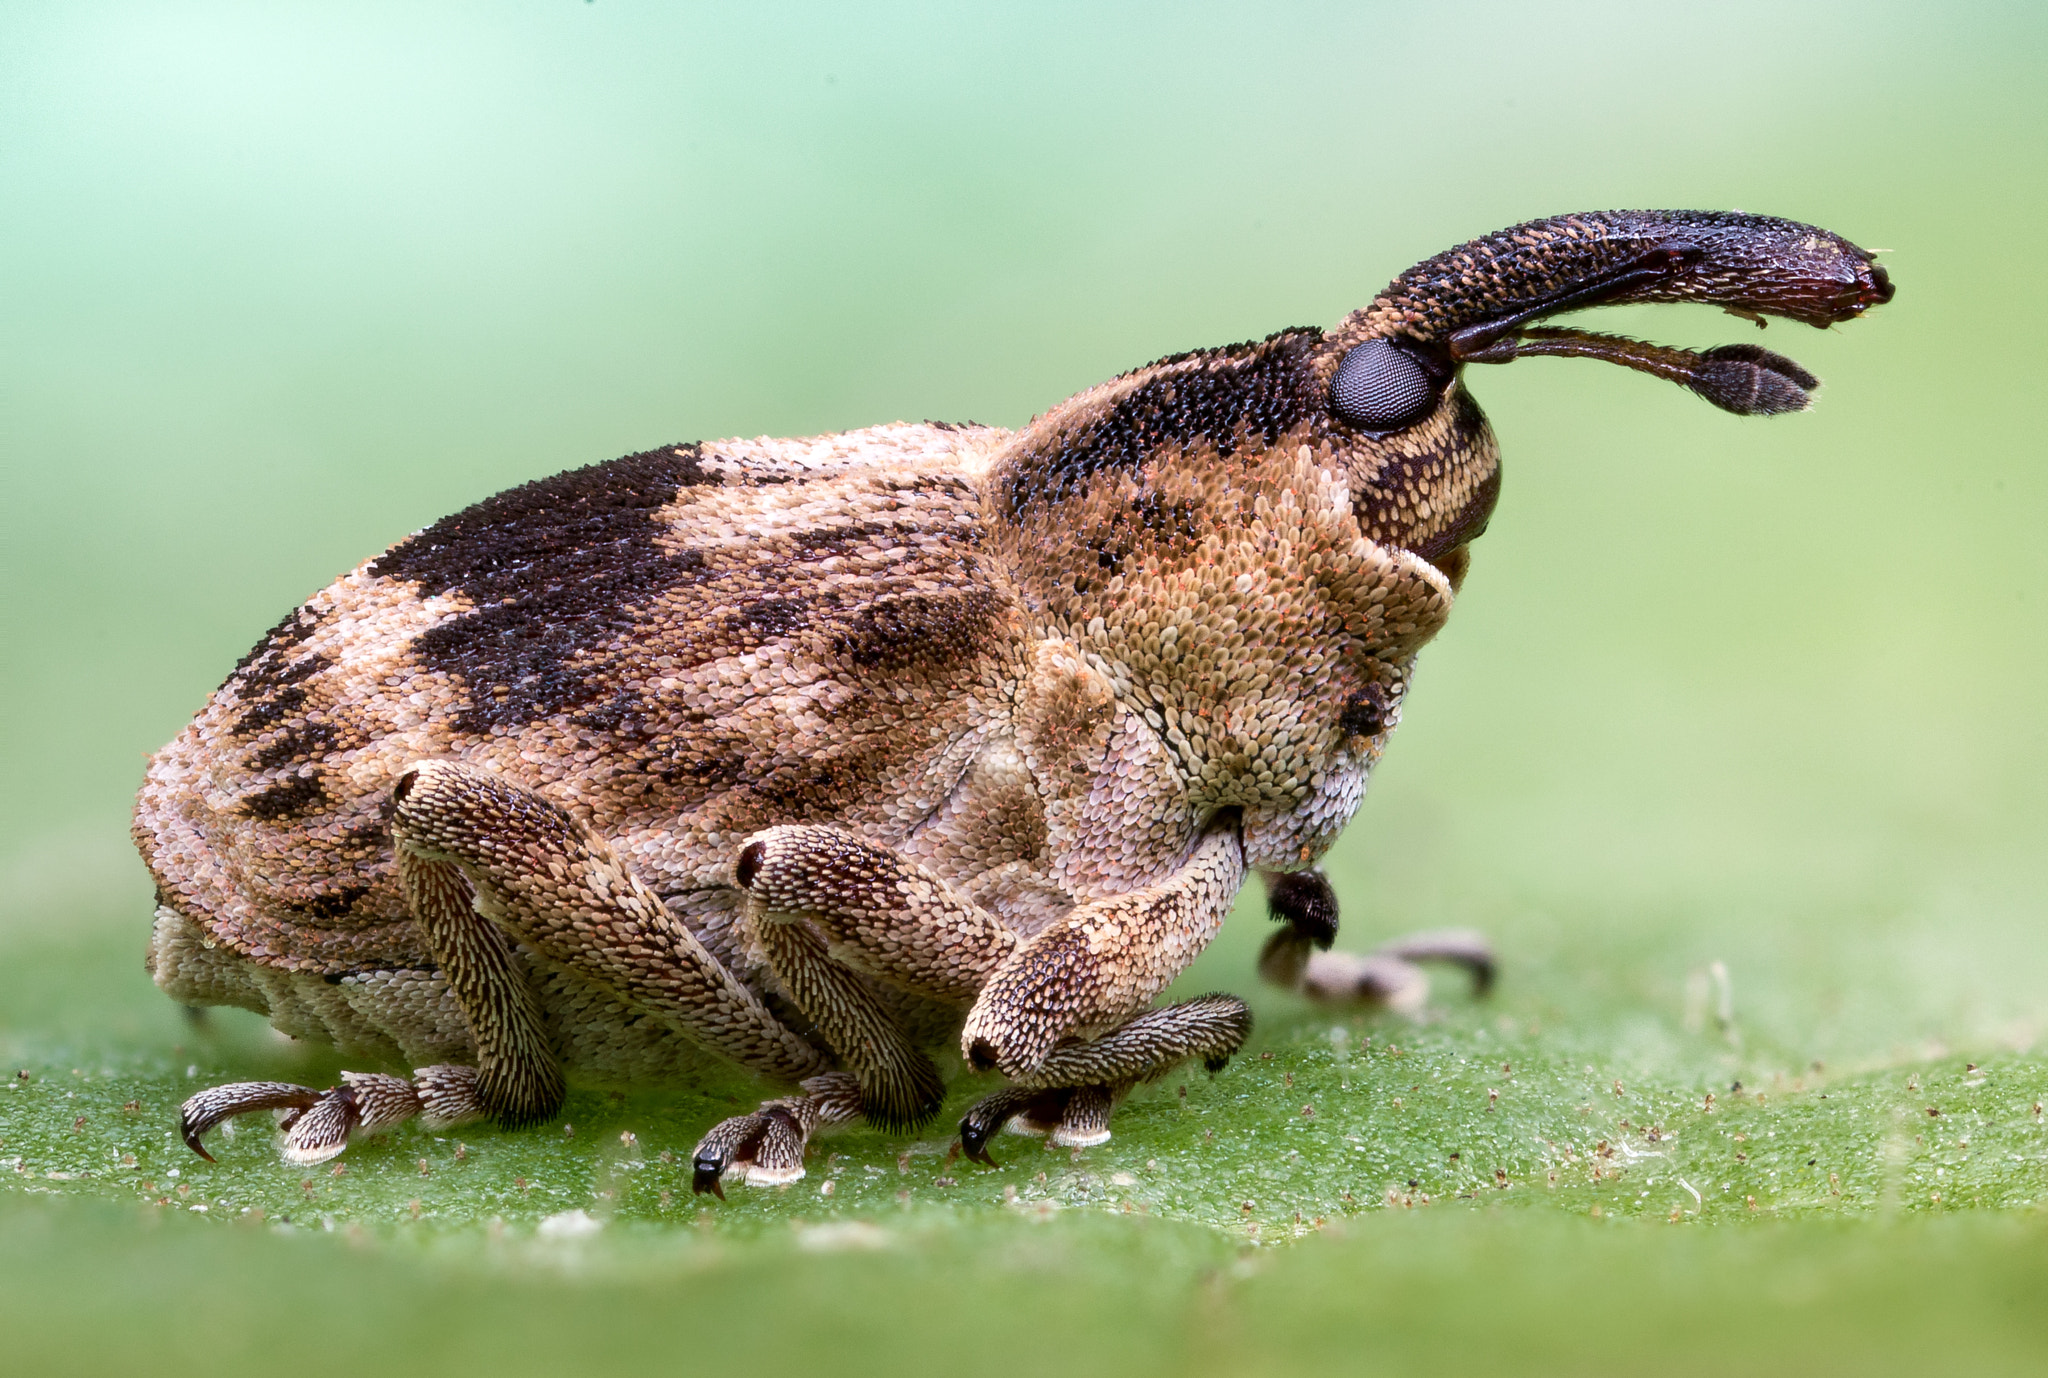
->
[1281,929,1494,1011]
[1259,867,1495,1010]
[180,1065,486,1165]
[947,827,1249,1161]
[957,993,1252,1162]
[1258,867,1494,1012]
[959,823,1245,1078]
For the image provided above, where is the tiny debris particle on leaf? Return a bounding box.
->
[537,1209,602,1239]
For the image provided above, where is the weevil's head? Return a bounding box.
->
[1320,208,1893,555]
[989,210,1892,870]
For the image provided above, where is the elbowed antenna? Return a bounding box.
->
[1457,330,1823,417]
[1340,210,1895,416]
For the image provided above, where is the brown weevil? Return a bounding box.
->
[136,209,1891,1188]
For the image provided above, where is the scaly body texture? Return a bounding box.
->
[136,210,1892,1188]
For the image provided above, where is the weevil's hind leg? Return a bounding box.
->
[180,1064,486,1165]
[731,824,1021,1138]
[749,917,946,1134]
[957,994,1252,1164]
[400,852,566,1129]
[182,790,571,1165]
[180,1082,318,1161]
[689,1072,863,1196]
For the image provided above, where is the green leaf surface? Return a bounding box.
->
[9,891,2048,1239]
[6,2,2048,1374]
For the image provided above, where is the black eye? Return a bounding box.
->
[1329,338,1438,431]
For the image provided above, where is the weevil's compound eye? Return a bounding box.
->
[1329,338,1438,432]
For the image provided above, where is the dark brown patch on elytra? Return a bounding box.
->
[832,588,1008,673]
[226,607,323,690]
[226,643,332,739]
[746,755,860,812]
[298,884,372,921]
[336,819,390,855]
[735,598,810,639]
[1000,328,1326,514]
[788,521,895,556]
[249,720,337,772]
[570,687,754,791]
[240,771,329,821]
[372,445,719,733]
[231,684,311,737]
[644,738,755,792]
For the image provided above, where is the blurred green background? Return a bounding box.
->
[4,2,2046,1374]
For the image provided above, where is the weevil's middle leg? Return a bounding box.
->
[727,824,1020,1129]
[747,918,946,1133]
[957,993,1252,1164]
[689,1071,863,1197]
[734,824,1019,1005]
[389,761,827,1084]
[684,826,1026,1195]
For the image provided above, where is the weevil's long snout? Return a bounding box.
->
[1345,210,1895,416]
[1373,210,1893,344]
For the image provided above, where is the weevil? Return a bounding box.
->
[135,210,1891,1190]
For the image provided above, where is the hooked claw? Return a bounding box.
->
[691,1154,728,1200]
[958,1124,1001,1169]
